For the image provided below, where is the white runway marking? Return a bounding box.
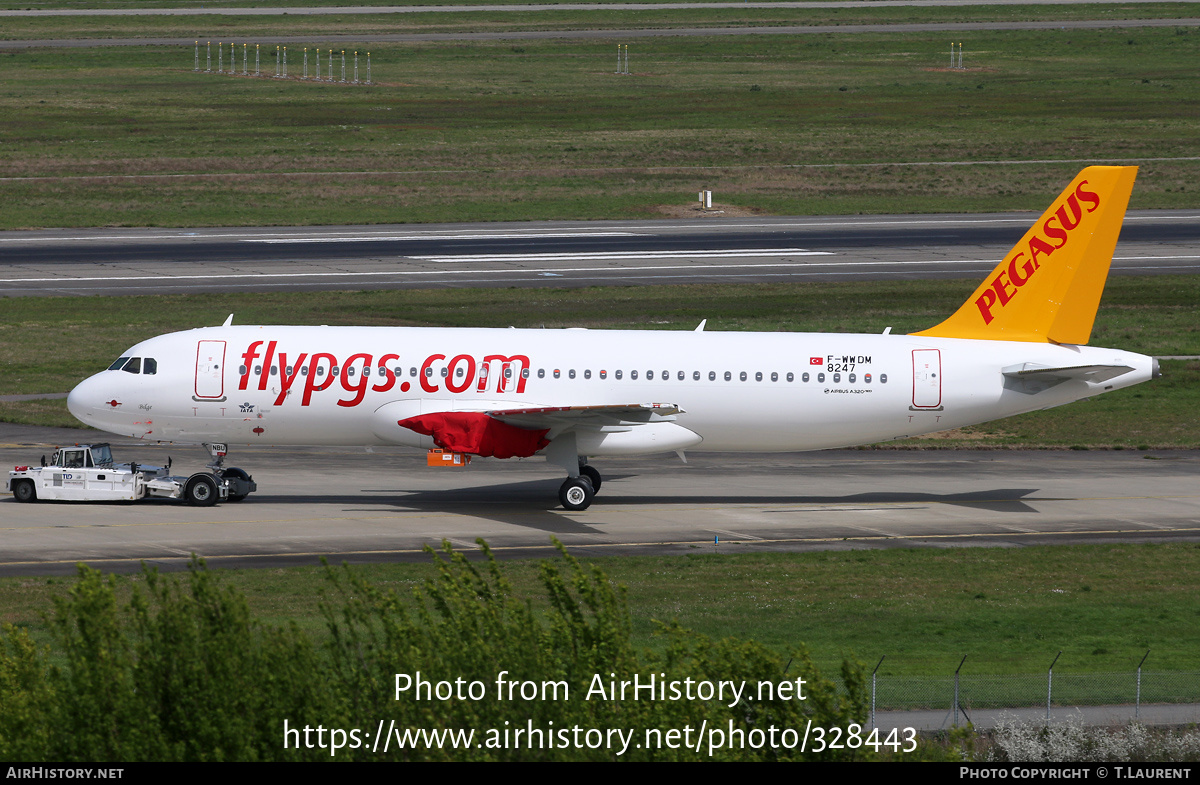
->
[409,248,834,262]
[2,255,1198,286]
[243,232,642,243]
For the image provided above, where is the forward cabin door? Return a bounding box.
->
[195,340,227,400]
[911,348,942,409]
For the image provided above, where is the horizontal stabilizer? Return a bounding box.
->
[1002,363,1135,383]
[1001,362,1135,395]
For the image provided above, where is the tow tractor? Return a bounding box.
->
[6,442,255,506]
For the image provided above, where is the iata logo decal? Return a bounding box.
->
[975,180,1101,325]
[238,341,531,408]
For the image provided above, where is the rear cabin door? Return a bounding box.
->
[911,348,942,409]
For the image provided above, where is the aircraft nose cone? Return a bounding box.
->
[67,374,103,426]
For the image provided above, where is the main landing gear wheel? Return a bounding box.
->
[579,464,602,493]
[184,474,219,507]
[559,476,595,511]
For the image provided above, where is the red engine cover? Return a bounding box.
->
[397,412,550,459]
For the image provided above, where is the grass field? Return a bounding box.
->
[1,26,1199,227]
[4,542,1200,678]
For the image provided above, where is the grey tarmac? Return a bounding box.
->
[5,17,1200,49]
[2,424,1197,577]
[2,210,1198,296]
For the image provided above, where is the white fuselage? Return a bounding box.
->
[67,325,1155,454]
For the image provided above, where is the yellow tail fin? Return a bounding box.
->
[914,166,1137,345]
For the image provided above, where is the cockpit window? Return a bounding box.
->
[108,357,130,371]
[143,358,157,375]
[121,357,141,374]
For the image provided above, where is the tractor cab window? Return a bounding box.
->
[91,445,113,465]
[62,449,86,468]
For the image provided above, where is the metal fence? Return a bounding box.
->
[852,658,1200,727]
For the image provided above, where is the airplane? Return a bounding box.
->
[66,166,1158,510]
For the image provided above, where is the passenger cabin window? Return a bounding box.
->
[693,371,700,381]
[615,370,623,380]
[786,372,794,382]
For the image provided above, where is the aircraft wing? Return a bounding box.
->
[396,403,684,459]
[486,402,684,429]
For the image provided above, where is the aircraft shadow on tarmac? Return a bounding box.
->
[255,480,1051,532]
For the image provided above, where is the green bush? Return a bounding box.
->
[0,541,867,761]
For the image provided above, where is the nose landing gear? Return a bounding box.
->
[202,442,257,502]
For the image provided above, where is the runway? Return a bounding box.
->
[5,17,1199,49]
[2,210,1199,295]
[2,425,1197,576]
